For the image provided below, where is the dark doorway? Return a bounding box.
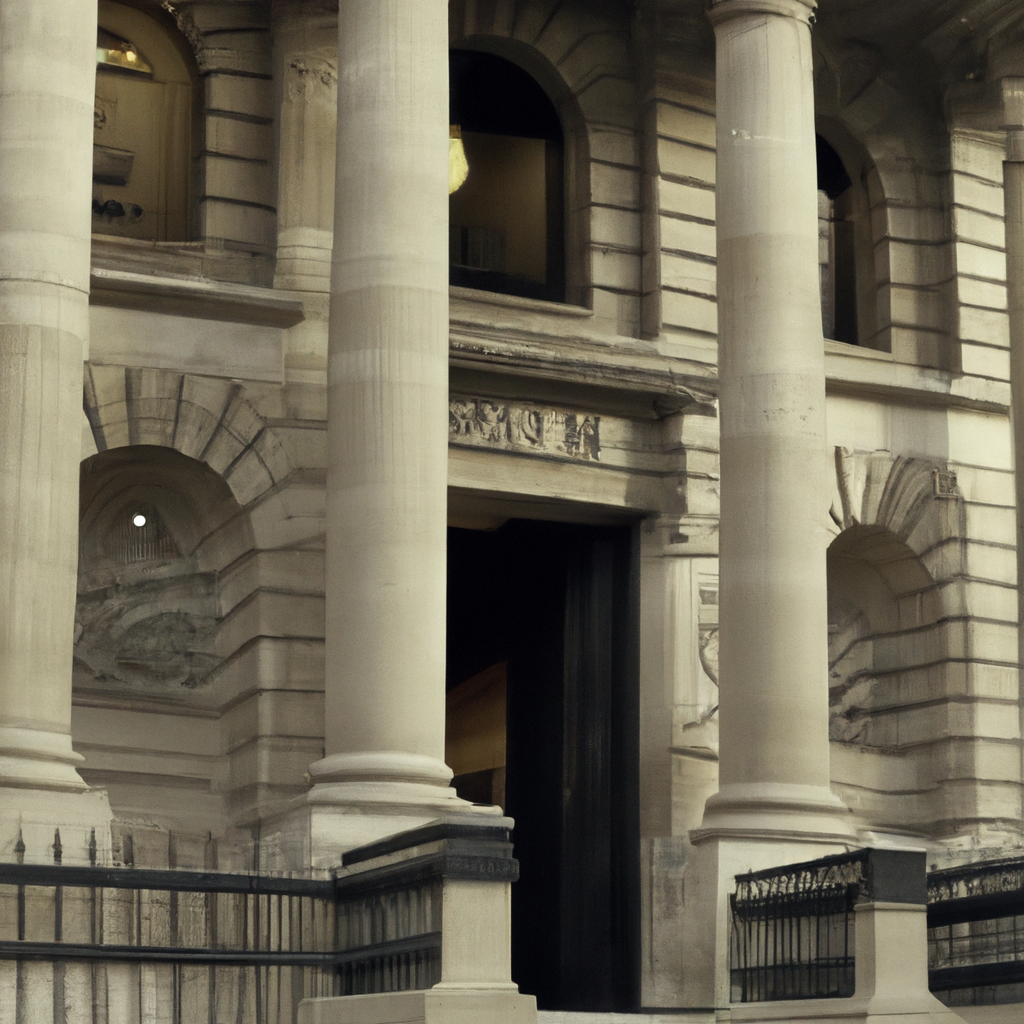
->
[446,520,641,1012]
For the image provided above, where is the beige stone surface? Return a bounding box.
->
[1,0,1024,1019]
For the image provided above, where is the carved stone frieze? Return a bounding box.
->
[449,395,600,462]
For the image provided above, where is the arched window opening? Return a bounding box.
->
[93,0,196,242]
[817,133,862,346]
[449,50,565,303]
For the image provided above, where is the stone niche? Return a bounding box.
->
[75,445,247,703]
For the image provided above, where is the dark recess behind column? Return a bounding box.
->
[446,520,641,1012]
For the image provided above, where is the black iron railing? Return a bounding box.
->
[730,850,863,1002]
[0,862,343,1023]
[730,847,927,1003]
[928,856,1024,1007]
[0,817,515,1023]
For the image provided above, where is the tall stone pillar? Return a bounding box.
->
[701,0,852,839]
[0,0,112,860]
[680,0,856,1006]
[304,0,467,849]
[1004,80,1024,682]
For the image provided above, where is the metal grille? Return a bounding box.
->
[0,863,339,1024]
[928,857,1024,1007]
[730,850,865,1002]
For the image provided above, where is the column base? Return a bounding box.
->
[692,782,859,843]
[274,233,332,292]
[258,753,501,871]
[0,786,113,866]
[0,726,90,792]
[299,987,537,1024]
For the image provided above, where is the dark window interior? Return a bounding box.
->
[816,133,858,345]
[449,51,566,302]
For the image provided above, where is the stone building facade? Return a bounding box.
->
[2,0,1024,1020]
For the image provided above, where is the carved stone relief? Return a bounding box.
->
[449,395,600,461]
[288,55,337,98]
[74,504,218,694]
[697,576,719,696]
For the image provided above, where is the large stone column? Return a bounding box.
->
[0,0,112,860]
[680,0,856,1006]
[1003,81,1024,810]
[305,0,466,845]
[700,0,853,839]
[1004,80,1024,681]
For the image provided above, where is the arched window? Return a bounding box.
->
[816,127,877,347]
[449,50,565,302]
[93,0,196,241]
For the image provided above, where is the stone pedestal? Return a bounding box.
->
[304,0,467,844]
[298,817,537,1024]
[0,0,112,843]
[730,903,964,1023]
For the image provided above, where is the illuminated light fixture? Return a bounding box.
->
[449,126,469,194]
[132,513,147,528]
[97,28,153,74]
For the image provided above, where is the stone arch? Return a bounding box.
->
[828,447,963,586]
[825,448,984,837]
[451,0,642,325]
[83,366,294,511]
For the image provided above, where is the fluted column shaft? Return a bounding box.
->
[0,0,96,790]
[309,0,457,805]
[702,0,850,834]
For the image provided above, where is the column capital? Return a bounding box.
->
[707,0,816,29]
[1003,77,1024,163]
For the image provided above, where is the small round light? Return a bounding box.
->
[132,513,147,528]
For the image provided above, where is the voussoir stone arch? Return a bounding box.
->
[83,366,293,509]
[452,0,636,119]
[828,447,964,593]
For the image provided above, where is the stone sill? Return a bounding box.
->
[90,267,306,329]
[824,338,1010,412]
[450,285,594,319]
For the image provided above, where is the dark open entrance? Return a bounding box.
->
[446,520,641,1012]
